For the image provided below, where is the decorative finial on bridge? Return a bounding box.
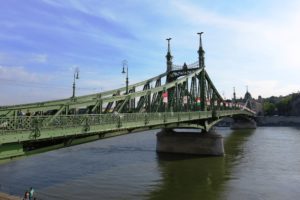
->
[166,37,173,75]
[197,32,205,68]
[233,87,236,103]
[166,38,172,53]
[198,32,206,111]
[198,32,204,48]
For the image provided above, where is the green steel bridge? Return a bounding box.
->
[0,33,255,160]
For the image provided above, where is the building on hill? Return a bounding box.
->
[239,89,263,116]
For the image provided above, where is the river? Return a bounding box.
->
[0,127,300,200]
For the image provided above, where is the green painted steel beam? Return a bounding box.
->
[204,72,223,100]
[0,109,254,160]
[0,110,253,144]
[0,69,201,116]
[0,72,168,114]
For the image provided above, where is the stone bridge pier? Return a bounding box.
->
[230,116,257,129]
[156,128,225,156]
[156,116,257,156]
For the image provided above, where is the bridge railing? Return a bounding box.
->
[0,110,252,134]
[0,112,202,132]
[172,61,199,71]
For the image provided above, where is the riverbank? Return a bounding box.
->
[217,116,300,127]
[256,116,300,126]
[0,192,20,200]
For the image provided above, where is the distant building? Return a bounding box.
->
[240,90,264,116]
[256,95,264,116]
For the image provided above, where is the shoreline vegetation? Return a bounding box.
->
[262,92,300,116]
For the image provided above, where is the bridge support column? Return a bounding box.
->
[156,129,224,156]
[231,118,257,129]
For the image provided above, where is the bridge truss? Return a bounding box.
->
[0,33,255,160]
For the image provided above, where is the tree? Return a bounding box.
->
[263,102,276,116]
[276,96,291,116]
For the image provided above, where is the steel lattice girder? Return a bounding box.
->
[0,110,254,145]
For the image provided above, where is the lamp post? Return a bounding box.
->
[72,67,79,99]
[121,60,129,94]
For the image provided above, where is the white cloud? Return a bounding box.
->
[41,0,62,7]
[163,1,300,97]
[30,54,48,63]
[0,53,6,62]
[0,53,48,65]
[0,65,55,84]
[0,66,38,81]
[171,1,244,29]
[2,0,300,104]
[81,76,124,92]
[0,66,70,105]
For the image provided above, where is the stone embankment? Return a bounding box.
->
[217,116,300,127]
[0,192,20,200]
[256,116,300,126]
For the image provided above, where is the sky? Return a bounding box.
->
[0,0,300,105]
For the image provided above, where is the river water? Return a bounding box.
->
[0,127,300,200]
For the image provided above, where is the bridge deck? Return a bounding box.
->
[0,110,253,145]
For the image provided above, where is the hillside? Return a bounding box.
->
[263,92,300,116]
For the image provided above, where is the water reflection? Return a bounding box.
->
[147,128,255,200]
[222,127,300,200]
[148,154,225,200]
[224,129,255,168]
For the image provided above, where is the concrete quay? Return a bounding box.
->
[0,192,20,200]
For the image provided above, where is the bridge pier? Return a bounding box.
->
[156,129,224,156]
[231,117,257,129]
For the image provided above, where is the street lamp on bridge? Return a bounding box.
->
[121,60,129,94]
[72,67,80,99]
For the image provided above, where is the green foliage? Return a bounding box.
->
[263,102,276,115]
[276,96,291,115]
[263,92,300,116]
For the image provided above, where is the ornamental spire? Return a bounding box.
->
[233,86,236,103]
[197,32,205,68]
[166,38,173,73]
